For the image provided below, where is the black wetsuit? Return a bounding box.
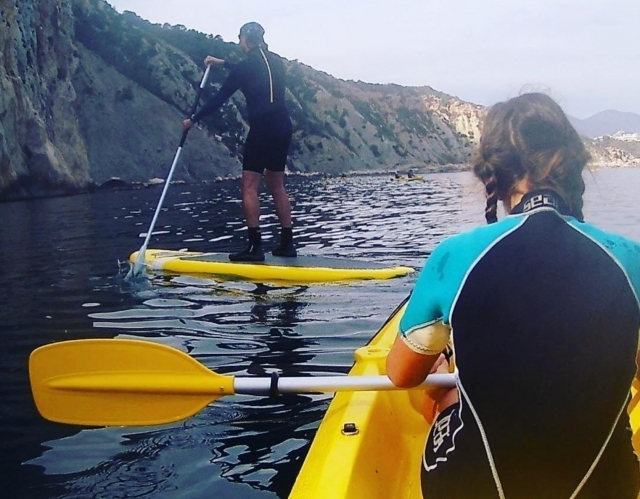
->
[191,47,292,173]
[400,190,640,498]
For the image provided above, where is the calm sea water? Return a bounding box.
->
[1,169,638,498]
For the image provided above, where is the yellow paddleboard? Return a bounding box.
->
[129,249,415,284]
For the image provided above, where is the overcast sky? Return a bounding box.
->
[106,0,639,119]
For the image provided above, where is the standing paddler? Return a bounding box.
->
[183,22,296,262]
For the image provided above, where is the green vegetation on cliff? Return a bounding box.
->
[1,0,484,200]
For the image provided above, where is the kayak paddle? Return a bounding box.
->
[127,65,212,280]
[29,338,456,427]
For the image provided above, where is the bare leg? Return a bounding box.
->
[241,171,262,227]
[228,171,265,262]
[264,170,292,227]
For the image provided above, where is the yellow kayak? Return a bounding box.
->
[393,175,425,182]
[129,249,414,284]
[290,302,640,498]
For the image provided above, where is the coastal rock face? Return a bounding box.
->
[283,66,484,174]
[0,0,237,201]
[0,0,485,201]
[0,0,638,201]
[0,0,90,198]
[71,43,236,185]
[588,134,640,168]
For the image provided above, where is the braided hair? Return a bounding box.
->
[472,93,590,224]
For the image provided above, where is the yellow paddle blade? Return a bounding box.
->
[29,339,235,427]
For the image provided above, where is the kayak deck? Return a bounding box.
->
[290,302,428,498]
[129,249,415,284]
[290,302,640,498]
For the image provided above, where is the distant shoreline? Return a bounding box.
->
[1,164,638,204]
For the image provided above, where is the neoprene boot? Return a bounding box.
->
[229,227,265,262]
[272,227,297,257]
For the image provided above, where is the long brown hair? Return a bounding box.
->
[472,93,590,223]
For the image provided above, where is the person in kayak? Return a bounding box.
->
[387,92,640,499]
[183,22,296,262]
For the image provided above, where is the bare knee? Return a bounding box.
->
[264,171,284,192]
[242,182,259,198]
[241,172,261,197]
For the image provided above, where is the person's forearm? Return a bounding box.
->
[387,335,439,388]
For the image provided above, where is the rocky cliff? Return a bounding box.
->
[0,0,240,201]
[587,134,640,168]
[0,0,637,202]
[0,0,485,201]
[0,0,90,198]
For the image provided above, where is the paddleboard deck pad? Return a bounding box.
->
[130,249,414,283]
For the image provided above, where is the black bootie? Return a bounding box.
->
[229,227,265,262]
[272,227,297,257]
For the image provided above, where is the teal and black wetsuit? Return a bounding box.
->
[191,47,292,173]
[400,190,640,498]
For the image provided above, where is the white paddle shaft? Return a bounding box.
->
[234,373,456,395]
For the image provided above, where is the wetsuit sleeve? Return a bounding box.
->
[399,240,454,356]
[401,320,451,355]
[398,216,527,357]
[191,65,244,122]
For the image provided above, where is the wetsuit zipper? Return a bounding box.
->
[258,48,274,104]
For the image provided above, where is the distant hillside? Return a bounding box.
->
[0,0,638,202]
[0,0,484,201]
[569,110,640,138]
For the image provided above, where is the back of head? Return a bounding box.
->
[472,93,590,223]
[239,22,267,49]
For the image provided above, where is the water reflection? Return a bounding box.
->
[27,392,325,499]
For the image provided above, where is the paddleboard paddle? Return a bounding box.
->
[127,65,211,280]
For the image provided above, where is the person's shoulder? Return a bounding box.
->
[571,219,640,253]
[577,221,640,294]
[439,216,523,250]
[570,219,640,247]
[267,51,285,68]
[267,49,283,59]
[226,57,253,80]
[223,57,245,74]
[424,218,521,273]
[234,57,253,69]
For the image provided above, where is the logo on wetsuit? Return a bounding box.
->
[432,412,454,452]
[522,193,560,213]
